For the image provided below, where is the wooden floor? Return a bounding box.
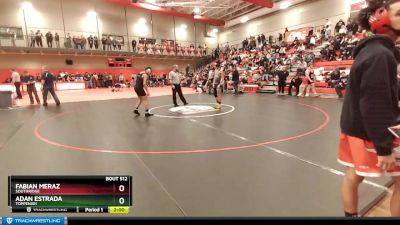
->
[365,187,392,217]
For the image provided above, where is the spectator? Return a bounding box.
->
[35,30,43,48]
[94,36,99,49]
[325,19,332,39]
[101,36,107,51]
[112,37,117,50]
[106,36,112,51]
[30,30,35,47]
[339,25,347,37]
[335,19,345,34]
[65,33,72,48]
[327,67,341,88]
[232,66,240,95]
[45,31,53,48]
[9,30,16,47]
[335,72,348,98]
[117,39,122,50]
[55,32,60,48]
[80,35,87,49]
[288,74,303,96]
[277,66,289,95]
[88,35,94,49]
[132,39,137,53]
[72,36,77,49]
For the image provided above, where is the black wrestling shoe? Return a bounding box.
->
[145,113,154,117]
[133,109,140,115]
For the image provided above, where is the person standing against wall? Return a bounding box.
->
[101,36,107,51]
[88,35,94,49]
[117,39,122,51]
[41,67,60,107]
[11,69,22,100]
[9,30,16,47]
[45,31,53,48]
[24,70,40,105]
[112,37,117,51]
[94,36,99,49]
[65,33,72,48]
[36,30,43,48]
[107,36,112,51]
[54,32,60,48]
[169,65,189,107]
[30,30,36,47]
[132,39,137,53]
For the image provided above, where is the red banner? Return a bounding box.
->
[285,27,312,44]
[351,1,366,12]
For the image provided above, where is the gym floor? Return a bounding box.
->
[0,92,392,216]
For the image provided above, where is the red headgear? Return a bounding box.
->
[369,7,392,34]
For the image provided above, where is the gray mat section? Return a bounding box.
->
[0,93,391,216]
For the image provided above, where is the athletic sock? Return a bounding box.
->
[344,212,359,218]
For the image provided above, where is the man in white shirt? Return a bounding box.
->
[11,69,22,99]
[169,65,188,107]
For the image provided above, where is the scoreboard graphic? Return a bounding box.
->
[8,176,132,214]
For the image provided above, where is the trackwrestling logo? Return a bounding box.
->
[1,217,64,225]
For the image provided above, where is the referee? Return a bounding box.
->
[41,66,61,107]
[169,65,188,107]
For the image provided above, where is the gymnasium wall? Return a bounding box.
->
[219,0,356,47]
[0,0,219,48]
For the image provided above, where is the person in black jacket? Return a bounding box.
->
[338,0,400,217]
[88,35,94,49]
[101,36,107,50]
[277,65,288,95]
[232,66,240,95]
[132,40,137,53]
[45,31,53,48]
[94,36,99,49]
[288,74,302,96]
[327,67,341,88]
[41,67,60,107]
[24,70,40,105]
